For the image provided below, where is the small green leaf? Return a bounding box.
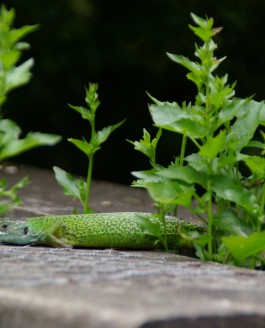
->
[131,169,164,184]
[190,13,213,29]
[68,104,93,122]
[0,175,29,215]
[166,53,200,73]
[68,138,96,156]
[128,128,161,163]
[213,209,253,236]
[9,25,39,46]
[146,180,183,205]
[0,132,61,161]
[222,231,265,264]
[137,215,162,239]
[189,14,216,42]
[210,174,259,214]
[199,130,226,160]
[5,58,34,93]
[243,156,265,178]
[53,166,85,201]
[189,25,212,43]
[0,49,20,70]
[0,119,21,143]
[0,5,15,26]
[85,83,100,112]
[174,190,194,208]
[259,102,265,126]
[95,120,125,145]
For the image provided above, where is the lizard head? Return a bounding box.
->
[0,219,44,245]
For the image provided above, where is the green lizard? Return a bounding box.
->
[0,212,206,250]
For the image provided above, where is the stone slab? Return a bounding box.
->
[0,165,265,327]
[0,246,265,328]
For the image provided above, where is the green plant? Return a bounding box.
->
[131,13,265,268]
[0,5,61,214]
[54,83,125,213]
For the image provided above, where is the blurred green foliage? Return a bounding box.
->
[2,0,265,183]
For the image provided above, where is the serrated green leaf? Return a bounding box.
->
[226,101,261,152]
[232,98,265,126]
[186,153,208,172]
[149,102,206,138]
[157,164,200,184]
[146,92,164,105]
[218,98,247,124]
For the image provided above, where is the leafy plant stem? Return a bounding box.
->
[83,105,96,212]
[203,33,213,119]
[84,153,94,212]
[54,83,124,213]
[257,182,265,232]
[179,134,187,166]
[207,180,213,260]
[190,136,201,149]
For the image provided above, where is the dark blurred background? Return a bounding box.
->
[2,0,265,184]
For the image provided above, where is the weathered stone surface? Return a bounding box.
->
[3,164,197,220]
[0,165,265,328]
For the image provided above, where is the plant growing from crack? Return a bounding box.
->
[54,83,125,213]
[131,13,265,268]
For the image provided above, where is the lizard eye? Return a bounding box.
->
[2,223,8,229]
[23,227,28,235]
